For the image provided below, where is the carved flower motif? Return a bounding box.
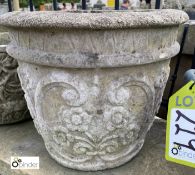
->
[52,126,76,149]
[59,107,92,132]
[103,107,130,131]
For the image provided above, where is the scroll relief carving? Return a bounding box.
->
[35,72,154,163]
[0,53,28,124]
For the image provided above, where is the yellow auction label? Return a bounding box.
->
[166,80,195,168]
[107,0,115,7]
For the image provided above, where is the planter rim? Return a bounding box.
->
[6,42,180,68]
[0,9,189,30]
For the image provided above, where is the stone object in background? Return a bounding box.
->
[185,7,195,20]
[146,0,193,10]
[158,20,195,118]
[177,1,195,55]
[0,10,188,171]
[163,0,187,9]
[182,20,195,55]
[0,33,30,124]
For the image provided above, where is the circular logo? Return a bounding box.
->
[12,161,19,168]
[12,157,22,168]
[171,147,179,155]
[171,145,182,155]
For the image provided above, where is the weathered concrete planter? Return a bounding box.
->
[0,33,29,124]
[0,10,188,170]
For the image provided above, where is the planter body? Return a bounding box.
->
[0,10,188,170]
[0,32,29,124]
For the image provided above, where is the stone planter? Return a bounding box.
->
[0,33,29,124]
[0,10,188,170]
